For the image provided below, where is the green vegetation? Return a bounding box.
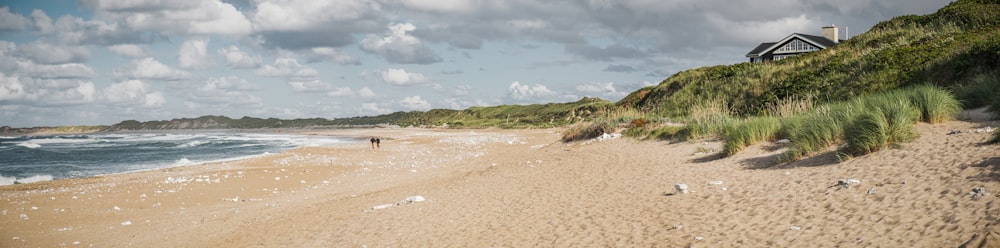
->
[722,116,782,156]
[82,0,1000,165]
[619,0,1000,118]
[561,119,614,142]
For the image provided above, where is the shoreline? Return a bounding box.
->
[2,123,999,247]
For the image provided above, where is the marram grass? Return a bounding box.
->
[722,116,782,157]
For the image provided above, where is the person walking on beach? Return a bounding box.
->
[376,137,381,149]
[370,137,376,149]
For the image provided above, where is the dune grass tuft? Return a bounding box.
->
[722,116,782,157]
[561,119,614,142]
[907,84,962,123]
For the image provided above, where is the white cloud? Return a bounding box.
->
[576,82,617,95]
[379,68,429,86]
[252,0,381,31]
[287,80,332,92]
[31,9,54,34]
[15,42,89,64]
[451,84,472,96]
[185,76,261,105]
[99,0,252,35]
[307,47,360,65]
[218,45,262,69]
[360,102,392,115]
[398,0,474,14]
[706,13,819,43]
[400,95,431,110]
[0,41,96,79]
[358,86,376,98]
[0,73,96,105]
[52,15,160,46]
[508,81,555,100]
[326,87,355,97]
[112,57,191,80]
[0,6,29,31]
[178,38,212,69]
[360,22,441,64]
[102,80,165,108]
[256,58,318,80]
[106,44,146,57]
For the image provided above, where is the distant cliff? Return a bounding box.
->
[0,125,106,136]
[103,115,312,131]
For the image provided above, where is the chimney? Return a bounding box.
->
[822,25,839,43]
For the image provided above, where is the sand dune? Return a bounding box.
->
[1,121,998,247]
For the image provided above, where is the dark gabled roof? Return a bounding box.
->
[746,33,837,57]
[746,42,776,57]
[795,33,837,47]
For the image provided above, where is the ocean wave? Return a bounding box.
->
[16,142,41,149]
[0,174,15,186]
[177,140,210,148]
[0,174,54,186]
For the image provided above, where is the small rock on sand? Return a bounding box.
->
[675,184,689,194]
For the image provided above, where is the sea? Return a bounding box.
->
[0,132,353,186]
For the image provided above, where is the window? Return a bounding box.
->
[773,54,794,61]
[775,39,818,53]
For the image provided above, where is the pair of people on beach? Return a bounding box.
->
[370,137,381,149]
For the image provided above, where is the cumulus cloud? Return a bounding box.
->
[574,82,629,100]
[106,44,146,57]
[252,0,383,49]
[31,9,54,34]
[15,42,89,65]
[287,80,333,92]
[178,38,212,69]
[218,45,262,69]
[360,22,441,64]
[184,76,261,105]
[326,87,355,97]
[256,58,318,80]
[53,15,165,46]
[102,80,165,108]
[0,43,97,79]
[112,57,191,80]
[360,102,392,115]
[0,73,97,105]
[379,68,429,86]
[305,47,360,65]
[0,6,29,31]
[398,0,475,14]
[400,95,431,110]
[358,86,376,98]
[508,81,555,101]
[705,13,819,43]
[86,0,252,35]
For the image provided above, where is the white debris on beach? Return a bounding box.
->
[369,195,427,211]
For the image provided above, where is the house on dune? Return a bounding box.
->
[746,25,844,63]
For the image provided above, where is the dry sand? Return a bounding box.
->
[2,120,999,247]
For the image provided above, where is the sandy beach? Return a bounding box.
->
[1,119,999,247]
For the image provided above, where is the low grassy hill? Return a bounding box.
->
[619,0,1000,117]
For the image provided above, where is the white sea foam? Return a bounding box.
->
[0,174,16,186]
[177,140,209,148]
[174,158,194,166]
[14,175,54,184]
[16,142,41,149]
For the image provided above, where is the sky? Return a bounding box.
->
[0,0,952,127]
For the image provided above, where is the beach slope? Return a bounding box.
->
[1,122,999,247]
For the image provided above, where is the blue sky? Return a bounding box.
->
[0,0,950,127]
